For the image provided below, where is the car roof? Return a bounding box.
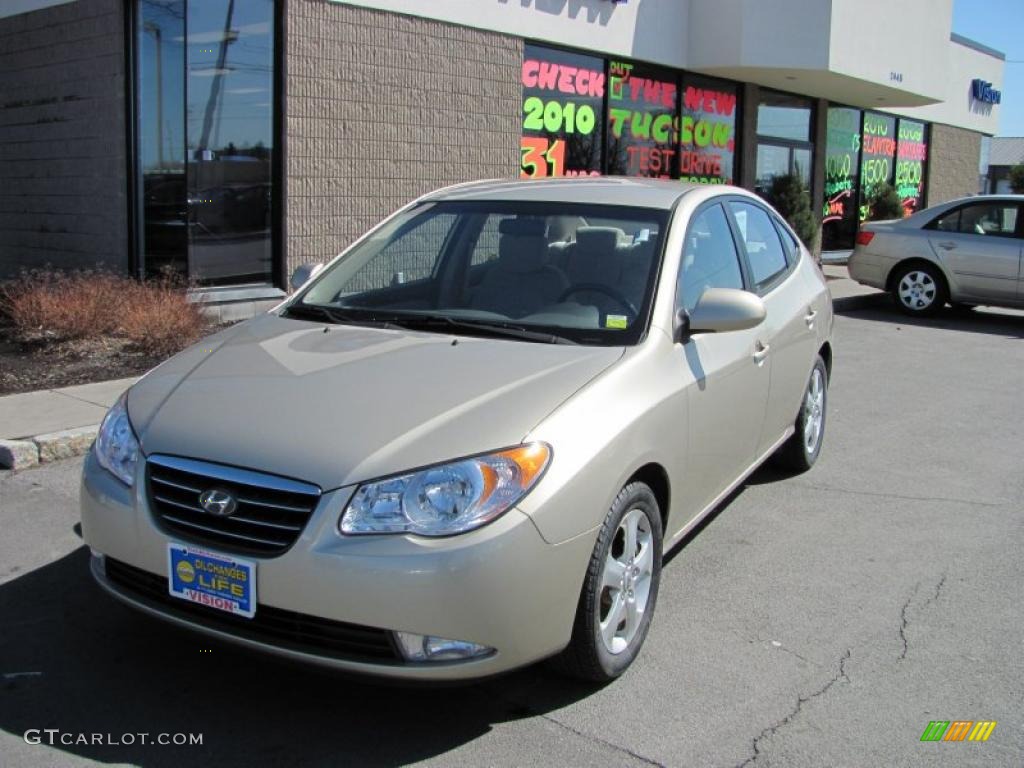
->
[928,193,1024,208]
[421,177,717,211]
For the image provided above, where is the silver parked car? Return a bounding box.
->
[82,178,833,682]
[848,194,1024,315]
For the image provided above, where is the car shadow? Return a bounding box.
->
[0,546,605,767]
[833,293,1024,339]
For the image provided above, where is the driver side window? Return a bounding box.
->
[678,203,745,313]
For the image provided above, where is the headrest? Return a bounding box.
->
[575,227,624,255]
[498,217,547,237]
[498,222,548,273]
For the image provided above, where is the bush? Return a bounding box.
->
[0,269,206,355]
[765,173,819,248]
[866,182,904,221]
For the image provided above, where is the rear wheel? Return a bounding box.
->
[774,355,828,472]
[551,482,663,682]
[892,262,947,316]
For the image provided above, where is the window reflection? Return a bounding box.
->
[137,0,276,286]
[186,0,275,285]
[139,0,187,280]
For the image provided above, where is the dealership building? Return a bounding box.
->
[0,0,1005,313]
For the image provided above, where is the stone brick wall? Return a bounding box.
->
[0,0,128,277]
[926,123,982,206]
[284,0,522,274]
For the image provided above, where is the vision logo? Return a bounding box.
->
[920,721,997,742]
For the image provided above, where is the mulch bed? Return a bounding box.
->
[0,335,170,396]
[0,323,230,396]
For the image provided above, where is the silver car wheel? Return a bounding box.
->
[598,508,654,655]
[803,366,825,454]
[897,270,937,311]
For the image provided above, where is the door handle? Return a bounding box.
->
[753,342,770,365]
[804,309,818,329]
[937,241,956,250]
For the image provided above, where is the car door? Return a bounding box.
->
[676,201,771,517]
[925,201,1022,304]
[726,200,820,457]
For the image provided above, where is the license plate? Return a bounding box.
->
[167,544,256,619]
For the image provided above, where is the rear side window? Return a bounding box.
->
[728,201,789,287]
[929,203,1020,238]
[678,204,745,312]
[774,217,801,260]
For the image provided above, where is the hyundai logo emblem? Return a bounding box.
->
[198,488,237,517]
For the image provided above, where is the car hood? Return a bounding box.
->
[129,313,623,490]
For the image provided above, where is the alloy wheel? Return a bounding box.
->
[803,366,825,454]
[897,270,937,311]
[598,508,654,654]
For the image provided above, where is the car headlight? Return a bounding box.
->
[340,443,551,537]
[94,392,139,486]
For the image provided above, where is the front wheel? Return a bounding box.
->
[892,262,947,315]
[774,355,828,472]
[551,482,663,682]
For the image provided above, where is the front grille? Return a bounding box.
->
[104,558,401,663]
[147,454,321,556]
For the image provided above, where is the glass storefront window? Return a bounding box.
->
[606,60,678,178]
[859,112,897,223]
[136,0,276,286]
[679,75,738,184]
[821,106,862,251]
[896,119,928,216]
[754,90,814,244]
[521,44,605,178]
[520,45,744,187]
[757,91,812,142]
[139,0,186,280]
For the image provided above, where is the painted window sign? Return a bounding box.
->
[520,44,605,178]
[679,76,737,185]
[895,119,928,216]
[971,79,1001,104]
[859,112,896,222]
[606,61,678,178]
[821,107,861,251]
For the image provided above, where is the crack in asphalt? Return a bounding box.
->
[898,573,948,662]
[496,688,666,767]
[897,583,920,662]
[735,649,851,768]
[537,712,667,767]
[790,482,1007,509]
[922,573,947,608]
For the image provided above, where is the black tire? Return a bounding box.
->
[550,482,663,682]
[891,262,947,316]
[774,355,828,472]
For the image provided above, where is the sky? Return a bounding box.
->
[952,0,1024,136]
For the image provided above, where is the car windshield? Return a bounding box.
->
[291,200,669,345]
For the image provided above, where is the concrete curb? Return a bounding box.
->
[0,425,99,471]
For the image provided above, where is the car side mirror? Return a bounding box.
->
[290,263,323,292]
[678,288,766,339]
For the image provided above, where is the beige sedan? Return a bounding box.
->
[82,178,833,682]
[848,194,1024,315]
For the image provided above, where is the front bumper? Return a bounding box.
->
[81,450,595,681]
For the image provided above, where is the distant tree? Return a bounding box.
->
[765,173,818,247]
[1009,163,1024,194]
[867,182,904,221]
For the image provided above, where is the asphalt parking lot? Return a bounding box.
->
[1,292,1022,767]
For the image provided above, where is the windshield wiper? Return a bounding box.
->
[282,303,403,330]
[389,314,577,345]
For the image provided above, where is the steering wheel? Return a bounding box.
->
[558,283,639,317]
